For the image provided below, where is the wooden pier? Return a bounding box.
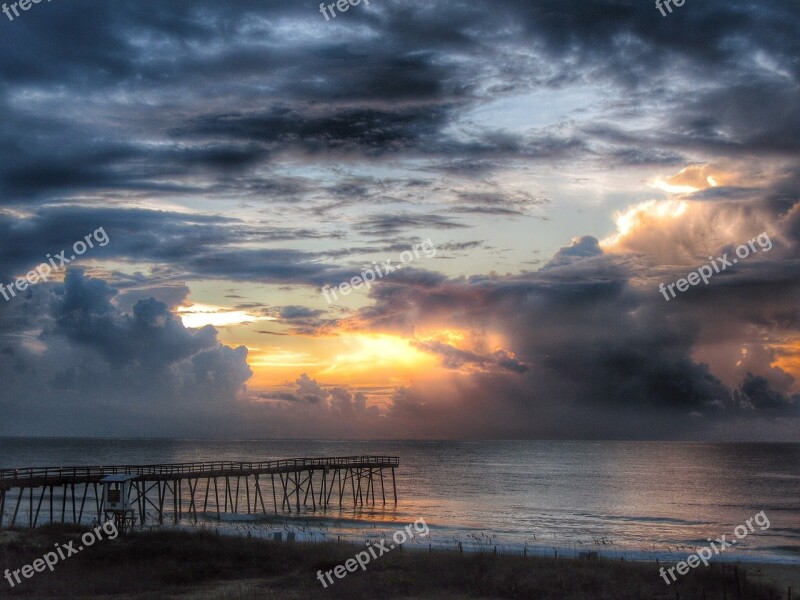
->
[0,455,399,529]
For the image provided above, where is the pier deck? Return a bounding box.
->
[0,455,399,529]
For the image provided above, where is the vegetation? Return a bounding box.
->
[0,525,784,599]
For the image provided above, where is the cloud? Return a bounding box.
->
[0,0,798,440]
[259,373,380,418]
[413,339,528,374]
[0,270,252,435]
[542,236,604,270]
[344,219,800,438]
[354,213,469,236]
[734,373,799,411]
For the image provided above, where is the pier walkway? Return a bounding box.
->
[0,455,399,528]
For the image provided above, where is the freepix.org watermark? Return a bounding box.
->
[319,0,369,21]
[316,518,429,588]
[0,227,109,303]
[659,232,772,302]
[4,520,119,588]
[321,239,436,304]
[2,0,52,23]
[659,511,770,585]
[655,0,686,17]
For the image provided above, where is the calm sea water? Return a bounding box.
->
[1,439,799,564]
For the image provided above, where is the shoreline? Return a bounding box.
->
[8,512,798,567]
[177,514,800,567]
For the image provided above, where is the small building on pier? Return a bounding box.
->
[101,474,137,533]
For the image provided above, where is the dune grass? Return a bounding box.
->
[0,525,784,599]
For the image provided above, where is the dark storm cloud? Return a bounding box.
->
[0,0,798,438]
[54,271,219,368]
[0,207,228,283]
[0,0,800,202]
[665,81,800,156]
[584,79,800,159]
[350,229,800,438]
[0,0,467,204]
[0,270,252,435]
[734,373,799,411]
[0,206,355,288]
[175,104,455,157]
[1,0,795,206]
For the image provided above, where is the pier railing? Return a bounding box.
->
[0,455,400,528]
[0,455,400,487]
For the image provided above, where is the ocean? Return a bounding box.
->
[1,438,799,564]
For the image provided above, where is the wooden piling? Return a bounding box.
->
[0,456,399,528]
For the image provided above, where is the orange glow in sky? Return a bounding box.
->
[243,331,440,389]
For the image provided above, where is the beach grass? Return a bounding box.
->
[0,525,789,599]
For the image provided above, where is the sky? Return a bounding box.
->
[0,0,798,440]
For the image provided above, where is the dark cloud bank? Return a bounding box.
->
[0,0,798,439]
[2,227,797,439]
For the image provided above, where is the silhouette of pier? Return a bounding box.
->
[0,455,399,528]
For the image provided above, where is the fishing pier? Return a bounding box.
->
[0,455,399,529]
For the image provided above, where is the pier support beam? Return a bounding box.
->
[0,456,399,529]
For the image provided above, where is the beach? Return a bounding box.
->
[1,526,796,599]
[2,439,799,566]
[2,440,798,597]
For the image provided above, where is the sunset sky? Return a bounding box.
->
[0,0,798,439]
